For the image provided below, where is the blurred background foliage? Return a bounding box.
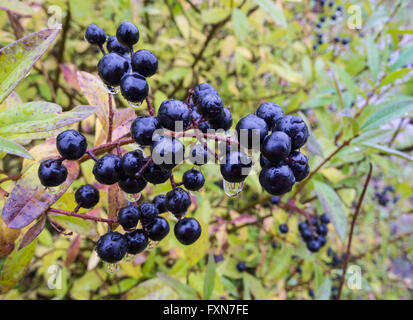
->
[0,0,413,300]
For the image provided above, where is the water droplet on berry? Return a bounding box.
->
[106,262,120,274]
[44,185,64,195]
[128,101,142,109]
[223,180,244,197]
[106,85,119,95]
[147,239,159,251]
[124,253,135,262]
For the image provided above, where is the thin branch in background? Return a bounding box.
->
[337,163,373,300]
[388,118,405,147]
[146,95,155,116]
[48,208,117,224]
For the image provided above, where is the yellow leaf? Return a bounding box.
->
[320,168,345,183]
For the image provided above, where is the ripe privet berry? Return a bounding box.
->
[197,92,224,120]
[334,36,340,43]
[131,116,160,146]
[131,49,158,77]
[96,232,127,263]
[97,53,129,87]
[152,194,167,213]
[38,160,68,187]
[93,154,122,185]
[256,102,284,128]
[220,151,252,183]
[317,224,328,236]
[272,241,278,249]
[182,169,205,191]
[236,114,268,149]
[198,121,211,133]
[279,224,289,234]
[120,73,149,104]
[307,239,321,252]
[75,184,99,209]
[259,163,296,195]
[143,162,171,184]
[209,108,232,131]
[120,150,144,176]
[151,137,185,171]
[189,144,210,166]
[165,187,191,215]
[341,37,349,45]
[273,115,309,150]
[56,129,87,160]
[118,176,147,194]
[147,216,170,241]
[138,201,158,225]
[118,204,140,230]
[236,262,247,272]
[262,131,292,162]
[106,36,129,56]
[320,213,330,224]
[174,217,202,245]
[192,83,218,106]
[116,21,140,47]
[157,99,192,131]
[85,24,106,45]
[301,228,314,241]
[125,229,148,254]
[270,196,280,205]
[259,154,273,168]
[287,151,309,182]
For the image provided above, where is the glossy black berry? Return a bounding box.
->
[192,83,218,106]
[152,194,167,213]
[189,144,210,166]
[318,235,327,247]
[151,137,185,171]
[197,92,224,120]
[118,204,140,230]
[317,224,328,236]
[220,151,252,183]
[198,121,211,133]
[85,24,106,45]
[320,213,330,224]
[106,36,129,56]
[75,184,99,209]
[118,176,147,194]
[209,108,232,131]
[320,16,326,22]
[259,154,272,168]
[138,201,158,225]
[143,162,171,184]
[131,49,158,77]
[93,154,122,185]
[120,73,149,104]
[120,150,144,176]
[331,14,337,21]
[333,36,340,43]
[270,196,280,205]
[236,114,268,149]
[56,130,87,160]
[157,99,192,131]
[273,115,309,150]
[236,262,247,272]
[262,131,292,162]
[147,216,170,241]
[341,37,349,45]
[165,187,191,215]
[287,151,310,182]
[313,44,318,50]
[256,102,284,128]
[191,105,202,122]
[96,232,127,263]
[259,163,296,195]
[317,38,323,45]
[130,116,160,146]
[272,241,278,249]
[182,169,205,191]
[125,229,148,254]
[38,160,68,187]
[97,53,129,87]
[298,221,309,233]
[336,5,342,11]
[116,21,140,47]
[174,217,202,245]
[301,228,314,241]
[307,239,321,252]
[279,224,289,234]
[316,23,322,29]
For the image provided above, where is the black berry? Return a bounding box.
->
[209,108,232,131]
[220,151,252,183]
[85,24,106,45]
[256,102,284,128]
[93,154,122,185]
[56,130,87,160]
[236,262,247,272]
[287,151,310,182]
[131,49,158,77]
[262,131,292,162]
[38,159,67,187]
[131,116,160,146]
[189,144,210,166]
[97,53,130,87]
[75,184,99,209]
[259,163,296,195]
[192,83,218,106]
[157,99,192,131]
[174,217,202,245]
[118,204,140,230]
[120,73,149,104]
[152,194,167,213]
[118,176,147,194]
[151,136,185,171]
[125,229,148,254]
[197,92,224,120]
[96,232,127,263]
[165,187,191,215]
[279,224,289,234]
[320,213,330,224]
[182,169,205,191]
[307,239,321,252]
[116,21,140,47]
[138,201,158,225]
[106,36,129,56]
[120,150,144,176]
[273,115,309,150]
[270,196,280,205]
[147,216,170,241]
[236,114,268,149]
[143,162,171,184]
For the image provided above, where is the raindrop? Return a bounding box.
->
[128,101,142,109]
[124,253,135,262]
[44,185,63,195]
[223,180,244,197]
[106,262,120,274]
[106,85,119,95]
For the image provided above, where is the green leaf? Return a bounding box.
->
[0,0,34,16]
[257,0,287,28]
[232,8,249,40]
[0,26,61,104]
[367,34,379,83]
[50,214,97,237]
[125,278,178,300]
[203,253,216,300]
[379,69,412,88]
[243,273,267,299]
[390,44,413,71]
[355,142,413,162]
[71,269,107,300]
[157,273,198,300]
[0,136,33,159]
[315,277,332,300]
[201,8,229,24]
[331,64,358,101]
[0,239,36,294]
[313,180,347,241]
[361,98,413,131]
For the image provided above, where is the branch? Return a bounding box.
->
[48,208,117,224]
[107,93,114,143]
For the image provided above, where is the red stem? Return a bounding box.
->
[146,96,154,116]
[48,208,117,224]
[136,157,153,179]
[107,93,114,143]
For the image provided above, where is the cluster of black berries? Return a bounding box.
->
[298,213,330,253]
[312,1,350,51]
[373,185,399,207]
[85,21,158,104]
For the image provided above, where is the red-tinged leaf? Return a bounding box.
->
[0,219,20,257]
[65,235,81,267]
[230,214,257,225]
[59,63,81,92]
[107,183,127,230]
[2,161,80,229]
[0,26,61,103]
[112,108,135,140]
[18,215,46,250]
